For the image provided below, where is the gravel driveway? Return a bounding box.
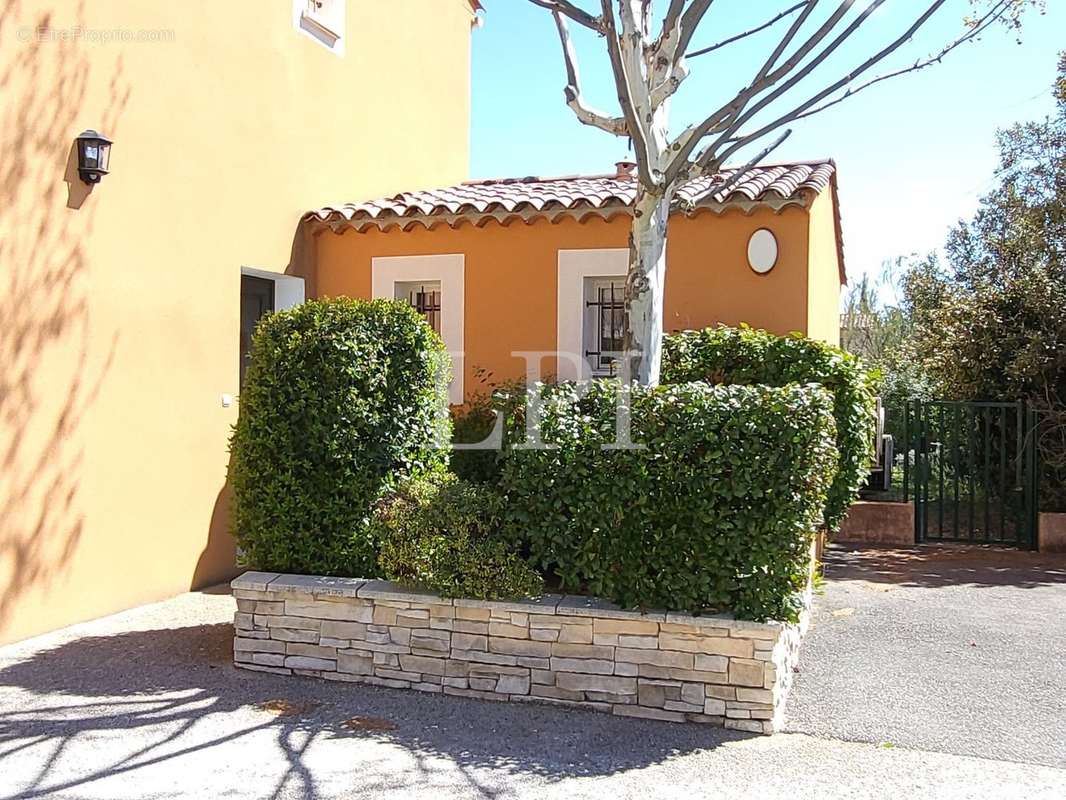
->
[787,543,1066,767]
[1,548,1064,799]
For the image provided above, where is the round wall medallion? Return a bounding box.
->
[747,228,778,274]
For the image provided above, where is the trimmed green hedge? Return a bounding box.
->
[662,325,877,530]
[229,297,451,577]
[374,475,543,600]
[501,381,838,622]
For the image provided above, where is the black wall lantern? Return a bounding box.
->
[75,129,112,184]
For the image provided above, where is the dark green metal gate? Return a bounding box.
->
[900,401,1039,548]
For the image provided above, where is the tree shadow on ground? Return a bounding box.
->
[0,622,751,799]
[824,543,1066,590]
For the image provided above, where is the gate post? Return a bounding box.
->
[913,400,925,544]
[1025,406,1040,551]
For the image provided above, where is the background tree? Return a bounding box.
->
[840,258,935,419]
[899,53,1066,508]
[527,0,1040,385]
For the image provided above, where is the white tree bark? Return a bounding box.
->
[625,185,671,386]
[613,0,673,386]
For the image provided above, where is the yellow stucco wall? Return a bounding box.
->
[312,201,823,399]
[805,185,844,345]
[0,0,474,644]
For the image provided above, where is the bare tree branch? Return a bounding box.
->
[552,12,629,135]
[647,0,708,106]
[698,129,794,199]
[679,0,822,157]
[762,0,874,85]
[601,0,657,187]
[687,1,807,59]
[615,0,640,35]
[755,0,823,83]
[674,0,715,64]
[650,59,690,107]
[528,0,605,33]
[665,0,827,180]
[708,0,952,169]
[699,0,895,167]
[658,0,687,50]
[788,0,1012,122]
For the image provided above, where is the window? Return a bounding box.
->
[395,281,442,334]
[294,0,345,54]
[371,254,465,404]
[583,277,627,376]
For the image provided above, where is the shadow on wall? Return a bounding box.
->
[0,0,129,634]
[0,622,751,798]
[192,482,236,590]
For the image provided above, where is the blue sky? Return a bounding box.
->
[469,1,1063,298]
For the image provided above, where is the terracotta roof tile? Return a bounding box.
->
[305,160,835,228]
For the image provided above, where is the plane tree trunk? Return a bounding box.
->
[623,186,671,386]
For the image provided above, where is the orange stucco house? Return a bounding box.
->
[303,160,846,404]
[0,0,479,644]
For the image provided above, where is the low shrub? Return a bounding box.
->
[374,476,543,600]
[229,297,451,578]
[501,380,838,622]
[662,325,877,530]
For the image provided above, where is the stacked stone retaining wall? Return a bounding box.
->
[232,573,810,734]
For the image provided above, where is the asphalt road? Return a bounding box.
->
[787,543,1066,767]
[1,546,1064,799]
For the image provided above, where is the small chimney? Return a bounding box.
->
[615,160,637,178]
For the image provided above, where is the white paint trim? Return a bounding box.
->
[372,254,465,404]
[557,248,628,381]
[241,267,305,311]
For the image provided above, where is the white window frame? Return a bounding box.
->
[293,0,345,56]
[372,254,465,405]
[241,266,305,311]
[557,249,628,381]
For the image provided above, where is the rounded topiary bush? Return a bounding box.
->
[662,325,877,531]
[501,380,839,622]
[229,297,451,577]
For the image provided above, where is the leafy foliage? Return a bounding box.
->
[449,369,525,485]
[662,325,877,530]
[229,298,451,577]
[942,51,1064,288]
[501,381,838,622]
[374,475,544,600]
[839,261,936,451]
